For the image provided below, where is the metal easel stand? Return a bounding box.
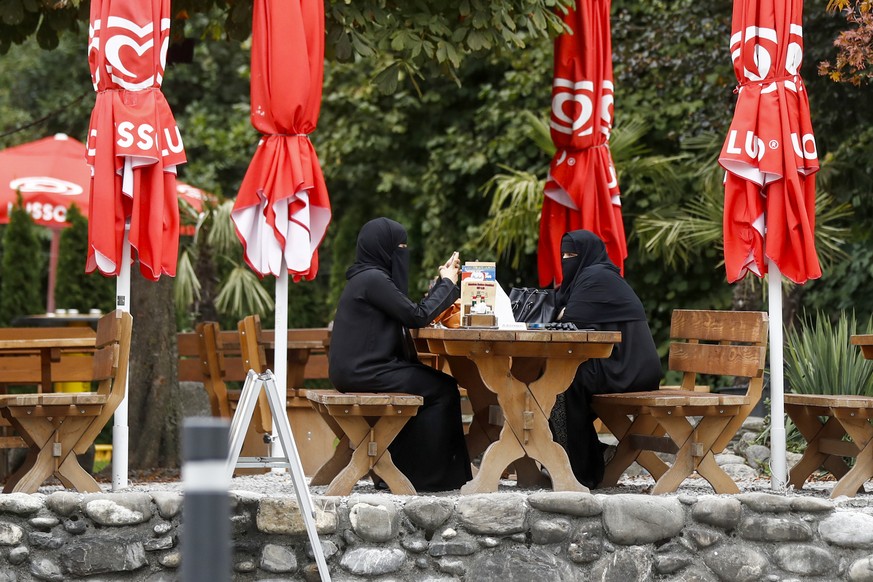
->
[227,369,331,582]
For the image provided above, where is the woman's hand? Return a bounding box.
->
[439,251,460,284]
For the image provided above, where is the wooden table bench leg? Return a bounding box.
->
[461,426,525,494]
[651,414,736,495]
[326,415,415,496]
[787,408,853,489]
[308,407,351,486]
[830,415,873,498]
[597,409,669,487]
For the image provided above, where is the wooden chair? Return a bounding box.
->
[236,315,336,474]
[306,390,423,495]
[0,310,132,493]
[591,309,768,494]
[195,321,271,474]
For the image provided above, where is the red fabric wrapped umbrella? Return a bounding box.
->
[538,0,625,287]
[719,0,820,284]
[719,0,820,489]
[231,0,331,280]
[86,0,186,280]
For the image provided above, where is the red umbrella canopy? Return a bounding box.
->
[538,0,626,287]
[85,0,186,280]
[231,0,331,281]
[719,0,820,284]
[0,134,205,229]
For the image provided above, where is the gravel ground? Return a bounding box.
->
[37,465,846,500]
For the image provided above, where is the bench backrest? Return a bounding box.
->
[73,309,133,454]
[668,309,768,449]
[0,327,98,386]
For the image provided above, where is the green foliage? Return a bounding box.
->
[0,195,44,325]
[785,310,873,396]
[54,205,114,313]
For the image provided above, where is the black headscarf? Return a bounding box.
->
[556,230,646,324]
[346,218,411,295]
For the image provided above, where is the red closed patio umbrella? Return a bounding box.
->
[538,0,626,287]
[0,134,207,312]
[719,0,820,488]
[230,0,331,575]
[86,0,187,489]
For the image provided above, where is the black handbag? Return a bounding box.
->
[509,287,556,324]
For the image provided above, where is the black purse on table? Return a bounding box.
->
[509,287,556,324]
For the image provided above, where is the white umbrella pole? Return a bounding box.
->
[271,261,289,471]
[112,225,132,491]
[768,259,787,490]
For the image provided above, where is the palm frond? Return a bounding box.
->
[214,265,275,319]
[207,200,241,256]
[174,249,201,310]
[474,168,544,269]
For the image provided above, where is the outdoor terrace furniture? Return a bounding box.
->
[591,309,768,495]
[0,326,98,454]
[236,315,336,474]
[306,390,423,495]
[784,334,873,498]
[413,327,619,494]
[180,318,334,475]
[0,310,132,493]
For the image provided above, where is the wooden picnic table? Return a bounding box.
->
[413,327,618,494]
[785,334,873,497]
[0,334,97,394]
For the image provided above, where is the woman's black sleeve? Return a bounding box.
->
[366,275,459,328]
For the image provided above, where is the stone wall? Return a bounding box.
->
[4,489,873,581]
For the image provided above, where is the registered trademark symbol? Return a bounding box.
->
[769,140,779,149]
[568,158,576,166]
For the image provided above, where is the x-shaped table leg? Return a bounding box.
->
[596,408,670,487]
[786,408,854,489]
[830,413,873,498]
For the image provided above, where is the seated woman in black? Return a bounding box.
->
[329,217,471,492]
[551,229,662,488]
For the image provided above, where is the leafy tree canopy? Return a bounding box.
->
[0,0,574,90]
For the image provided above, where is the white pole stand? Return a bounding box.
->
[768,261,787,491]
[113,226,132,491]
[227,370,331,582]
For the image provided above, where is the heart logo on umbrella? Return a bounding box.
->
[551,79,594,137]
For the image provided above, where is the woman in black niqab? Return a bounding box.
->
[329,218,471,492]
[552,230,661,488]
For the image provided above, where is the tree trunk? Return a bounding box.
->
[128,268,181,469]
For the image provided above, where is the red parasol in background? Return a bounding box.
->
[85,0,187,489]
[538,0,625,287]
[0,134,206,312]
[719,0,820,488]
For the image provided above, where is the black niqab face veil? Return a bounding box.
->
[346,217,411,295]
[556,229,645,324]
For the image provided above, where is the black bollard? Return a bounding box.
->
[182,418,231,582]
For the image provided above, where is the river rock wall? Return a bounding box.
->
[3,489,873,581]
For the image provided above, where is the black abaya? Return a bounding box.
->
[551,230,662,487]
[329,218,471,492]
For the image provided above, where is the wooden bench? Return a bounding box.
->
[0,310,132,493]
[784,334,873,498]
[591,309,768,494]
[236,315,336,474]
[178,320,334,475]
[0,326,98,454]
[306,390,423,495]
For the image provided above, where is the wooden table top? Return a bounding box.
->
[851,334,873,359]
[0,337,96,351]
[413,326,620,343]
